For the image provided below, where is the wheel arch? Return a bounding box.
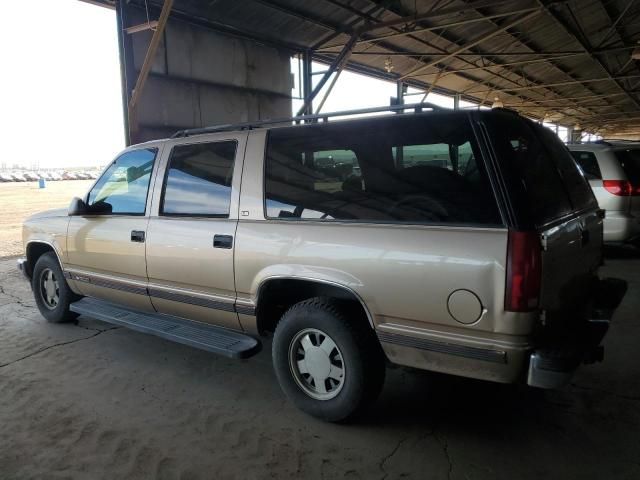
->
[255,276,375,335]
[25,241,63,278]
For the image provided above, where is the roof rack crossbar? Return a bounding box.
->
[171,102,446,138]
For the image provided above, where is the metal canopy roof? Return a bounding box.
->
[92,0,640,137]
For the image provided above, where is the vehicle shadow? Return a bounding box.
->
[604,244,640,259]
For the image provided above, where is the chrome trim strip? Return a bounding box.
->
[148,287,236,313]
[235,304,256,316]
[68,271,147,296]
[66,270,254,315]
[377,331,507,364]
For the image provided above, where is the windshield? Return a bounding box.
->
[614,148,640,184]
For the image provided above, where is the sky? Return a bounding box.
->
[0,0,125,170]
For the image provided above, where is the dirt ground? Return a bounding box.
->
[0,251,639,479]
[0,181,93,257]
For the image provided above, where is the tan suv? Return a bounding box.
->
[18,105,627,422]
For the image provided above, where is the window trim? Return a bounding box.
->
[262,118,506,229]
[159,139,239,219]
[86,147,158,217]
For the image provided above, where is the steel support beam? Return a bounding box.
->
[319,6,541,50]
[469,74,640,94]
[537,0,640,110]
[399,10,542,80]
[128,0,174,131]
[115,0,135,146]
[339,46,636,57]
[297,34,359,116]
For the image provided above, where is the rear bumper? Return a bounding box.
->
[527,277,627,389]
[603,211,640,243]
[378,278,627,389]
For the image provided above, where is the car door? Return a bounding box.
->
[144,132,247,330]
[66,146,161,312]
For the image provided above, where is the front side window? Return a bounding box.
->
[161,141,237,216]
[265,114,502,226]
[87,148,157,215]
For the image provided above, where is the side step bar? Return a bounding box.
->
[70,297,261,359]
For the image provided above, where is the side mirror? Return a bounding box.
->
[68,197,88,216]
[68,197,112,216]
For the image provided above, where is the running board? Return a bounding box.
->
[70,297,260,359]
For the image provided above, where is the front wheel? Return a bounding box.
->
[32,252,80,323]
[272,298,385,422]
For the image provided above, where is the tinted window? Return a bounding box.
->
[483,114,575,227]
[161,141,237,216]
[88,148,156,214]
[265,114,502,225]
[614,149,640,184]
[535,126,597,212]
[570,151,602,179]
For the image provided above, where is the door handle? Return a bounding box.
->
[131,230,146,243]
[213,234,233,249]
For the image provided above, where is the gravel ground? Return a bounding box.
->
[0,181,93,257]
[0,253,639,480]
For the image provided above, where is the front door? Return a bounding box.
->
[66,147,160,312]
[145,133,247,330]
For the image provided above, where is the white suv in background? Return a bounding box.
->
[569,142,640,246]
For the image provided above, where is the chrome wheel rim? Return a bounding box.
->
[40,268,60,309]
[288,328,345,400]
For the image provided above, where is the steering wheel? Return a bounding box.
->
[387,194,450,222]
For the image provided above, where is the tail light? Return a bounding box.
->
[505,230,542,312]
[603,180,639,196]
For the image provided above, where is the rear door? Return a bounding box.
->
[481,112,601,317]
[144,133,247,330]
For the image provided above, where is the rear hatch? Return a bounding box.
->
[613,148,640,215]
[480,111,602,319]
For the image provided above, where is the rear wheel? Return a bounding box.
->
[32,252,79,323]
[272,297,385,422]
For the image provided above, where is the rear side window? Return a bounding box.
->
[614,149,640,184]
[483,113,596,228]
[264,114,502,226]
[161,141,237,217]
[570,151,602,179]
[535,126,597,212]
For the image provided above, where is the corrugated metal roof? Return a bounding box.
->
[94,0,640,136]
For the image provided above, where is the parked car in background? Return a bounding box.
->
[10,173,27,182]
[62,172,78,180]
[50,172,63,181]
[0,173,13,182]
[23,172,40,182]
[18,107,627,422]
[568,141,640,246]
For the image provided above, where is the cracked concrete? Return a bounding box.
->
[0,326,120,369]
[0,254,639,479]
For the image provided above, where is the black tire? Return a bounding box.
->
[272,297,385,422]
[31,252,80,323]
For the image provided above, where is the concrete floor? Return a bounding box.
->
[0,253,639,480]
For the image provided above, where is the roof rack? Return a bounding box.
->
[172,101,447,138]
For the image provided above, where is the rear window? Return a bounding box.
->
[264,114,502,226]
[614,149,640,184]
[483,112,597,228]
[570,151,602,179]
